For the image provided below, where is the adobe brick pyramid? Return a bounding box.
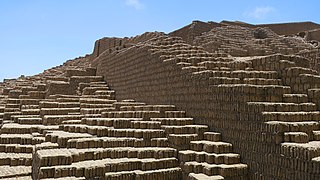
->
[0,20,320,180]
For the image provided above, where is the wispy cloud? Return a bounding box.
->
[244,6,275,19]
[125,0,144,10]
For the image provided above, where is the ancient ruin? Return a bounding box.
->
[0,20,320,179]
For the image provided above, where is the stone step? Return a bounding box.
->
[33,147,177,168]
[102,111,162,120]
[313,131,320,140]
[0,123,59,134]
[165,111,186,118]
[113,101,146,110]
[43,115,83,125]
[80,103,113,108]
[312,156,320,163]
[82,114,102,119]
[67,137,143,148]
[44,131,93,147]
[0,152,32,166]
[182,161,247,177]
[79,98,116,104]
[284,67,318,77]
[2,120,14,124]
[21,105,39,109]
[94,91,115,97]
[56,98,80,103]
[42,177,85,180]
[150,118,194,125]
[11,115,40,122]
[179,150,240,165]
[104,167,182,180]
[131,121,162,129]
[168,134,199,150]
[209,77,241,85]
[243,78,281,85]
[213,70,278,79]
[247,102,317,112]
[81,94,114,99]
[0,134,44,145]
[190,141,233,154]
[82,87,113,95]
[89,82,110,87]
[151,138,169,147]
[4,108,20,112]
[0,165,31,179]
[188,173,224,180]
[210,77,281,86]
[284,132,309,143]
[61,124,112,136]
[6,98,20,104]
[5,104,20,108]
[21,109,40,115]
[39,101,60,108]
[48,95,80,99]
[20,99,40,106]
[81,117,143,127]
[199,61,243,70]
[204,132,222,142]
[265,121,319,135]
[35,142,60,151]
[5,175,33,180]
[37,158,179,179]
[107,128,166,139]
[262,111,320,122]
[16,117,43,124]
[61,120,82,124]
[58,102,80,108]
[283,94,308,103]
[40,108,80,116]
[120,105,176,112]
[79,82,108,92]
[211,84,291,98]
[162,125,209,137]
[80,107,115,115]
[281,141,320,161]
[70,76,104,85]
[0,144,33,153]
[27,91,46,99]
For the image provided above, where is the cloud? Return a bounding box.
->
[125,0,144,10]
[245,6,275,19]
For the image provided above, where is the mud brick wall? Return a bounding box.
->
[92,32,164,60]
[306,29,320,42]
[169,20,221,44]
[92,37,128,58]
[94,41,320,179]
[257,22,320,36]
[297,49,320,73]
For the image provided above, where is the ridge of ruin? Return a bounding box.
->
[0,20,320,179]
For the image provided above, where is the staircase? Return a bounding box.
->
[0,63,248,180]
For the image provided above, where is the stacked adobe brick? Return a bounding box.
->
[296,48,320,72]
[193,25,314,57]
[169,20,221,44]
[0,35,248,179]
[94,33,320,179]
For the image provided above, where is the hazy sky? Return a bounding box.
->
[1,0,319,81]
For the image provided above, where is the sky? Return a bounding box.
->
[0,0,319,82]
